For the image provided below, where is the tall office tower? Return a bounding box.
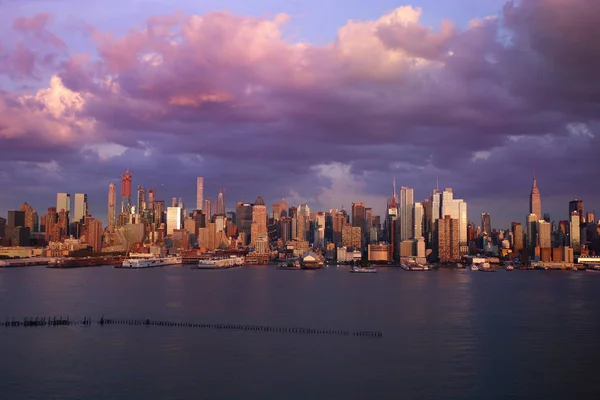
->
[280,199,288,218]
[216,189,225,215]
[137,186,146,213]
[251,196,267,246]
[288,206,297,219]
[0,217,5,238]
[538,221,552,249]
[166,207,182,236]
[296,214,308,241]
[365,208,373,230]
[7,210,25,228]
[236,202,253,237]
[19,202,37,232]
[436,215,459,263]
[280,217,292,243]
[481,213,491,234]
[387,176,399,210]
[108,184,117,232]
[154,200,165,225]
[399,187,414,241]
[423,199,432,244]
[272,202,281,220]
[314,212,325,248]
[56,209,69,241]
[352,202,366,230]
[529,175,542,219]
[171,197,178,208]
[332,211,345,246]
[413,202,423,238]
[56,193,71,216]
[527,213,538,251]
[73,194,88,222]
[196,177,204,210]
[570,212,581,252]
[121,170,132,214]
[44,208,57,238]
[148,189,155,206]
[511,222,524,253]
[569,199,584,223]
[436,188,468,253]
[586,212,596,225]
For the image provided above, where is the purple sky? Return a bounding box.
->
[1,0,599,229]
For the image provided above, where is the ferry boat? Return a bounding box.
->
[350,266,377,273]
[116,253,182,269]
[192,256,245,269]
[408,264,430,271]
[470,264,480,271]
[506,265,515,271]
[277,260,301,270]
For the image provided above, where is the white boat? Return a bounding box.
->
[193,256,245,269]
[506,265,514,271]
[350,266,377,273]
[117,253,182,269]
[471,264,479,271]
[400,263,411,271]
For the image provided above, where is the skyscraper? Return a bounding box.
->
[56,193,71,216]
[527,213,538,251]
[137,185,146,213]
[538,220,552,249]
[108,184,117,232]
[530,175,542,219]
[436,215,459,263]
[511,222,524,253]
[251,196,267,246]
[481,213,491,234]
[399,187,414,241]
[216,188,226,215]
[73,194,88,222]
[570,212,581,252]
[19,202,37,232]
[196,177,204,210]
[569,199,584,223]
[413,202,423,238]
[167,207,182,236]
[352,202,366,230]
[121,170,132,214]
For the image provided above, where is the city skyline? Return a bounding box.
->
[1,0,599,228]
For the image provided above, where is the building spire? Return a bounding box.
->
[393,175,397,198]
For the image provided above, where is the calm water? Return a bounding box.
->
[1,265,599,399]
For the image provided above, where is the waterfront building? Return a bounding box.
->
[436,215,459,263]
[84,217,103,252]
[196,177,204,210]
[530,175,542,220]
[368,244,390,262]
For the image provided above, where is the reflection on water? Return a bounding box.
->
[0,266,599,400]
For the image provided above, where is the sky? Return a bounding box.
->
[0,0,599,229]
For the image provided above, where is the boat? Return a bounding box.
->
[192,256,245,269]
[470,264,479,271]
[49,256,122,268]
[116,253,182,269]
[350,266,377,273]
[400,263,411,271]
[408,264,430,271]
[506,265,514,271]
[277,261,301,270]
[585,269,600,273]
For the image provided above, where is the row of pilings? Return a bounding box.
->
[1,317,382,338]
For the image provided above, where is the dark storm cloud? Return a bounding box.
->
[1,0,599,227]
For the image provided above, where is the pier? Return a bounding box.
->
[0,316,382,338]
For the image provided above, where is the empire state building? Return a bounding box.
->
[530,175,542,219]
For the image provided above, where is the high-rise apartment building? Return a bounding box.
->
[530,176,542,219]
[481,213,491,234]
[196,177,204,210]
[73,194,88,222]
[413,202,423,238]
[399,187,414,241]
[436,215,459,263]
[85,217,103,252]
[251,196,267,247]
[121,170,132,214]
[108,184,117,232]
[166,207,182,236]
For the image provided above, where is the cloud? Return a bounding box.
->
[1,1,600,228]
